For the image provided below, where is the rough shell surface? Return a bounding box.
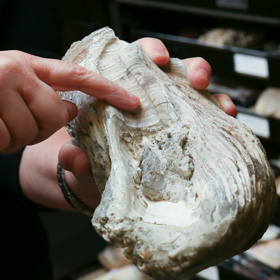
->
[59,27,276,279]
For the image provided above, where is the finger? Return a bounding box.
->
[58,139,91,176]
[182,57,211,90]
[62,100,78,122]
[136,38,170,66]
[213,94,237,117]
[0,118,11,152]
[30,56,140,110]
[20,76,72,143]
[58,139,101,209]
[0,88,39,151]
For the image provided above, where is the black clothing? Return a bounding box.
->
[0,1,65,279]
[1,150,53,280]
[0,1,109,278]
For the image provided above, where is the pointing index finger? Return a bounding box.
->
[31,56,140,110]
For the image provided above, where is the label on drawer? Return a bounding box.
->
[233,53,269,78]
[216,0,248,9]
[237,113,270,138]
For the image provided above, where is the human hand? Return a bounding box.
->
[0,50,140,153]
[137,38,237,117]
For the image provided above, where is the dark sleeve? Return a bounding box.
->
[0,149,55,211]
[1,149,53,279]
[0,149,27,207]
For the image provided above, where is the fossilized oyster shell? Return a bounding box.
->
[59,27,276,279]
[198,27,263,48]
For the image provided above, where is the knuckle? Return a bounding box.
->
[0,57,18,78]
[70,64,91,80]
[21,76,42,104]
[0,51,31,86]
[15,126,38,147]
[0,50,24,69]
[102,78,119,93]
[44,108,68,132]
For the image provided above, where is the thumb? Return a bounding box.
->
[62,100,78,122]
[58,138,91,176]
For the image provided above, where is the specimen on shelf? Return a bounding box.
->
[198,27,263,48]
[59,27,276,279]
[254,87,280,119]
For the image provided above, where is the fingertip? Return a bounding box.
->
[224,101,238,118]
[108,92,140,110]
[62,100,78,122]
[127,93,141,108]
[58,141,72,171]
[72,150,91,176]
[213,94,238,117]
[188,70,210,90]
[59,140,89,175]
[136,38,170,66]
[187,58,211,90]
[151,49,170,67]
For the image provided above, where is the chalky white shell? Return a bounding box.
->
[59,27,276,279]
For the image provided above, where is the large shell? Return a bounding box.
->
[59,27,276,279]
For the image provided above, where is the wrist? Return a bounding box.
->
[19,128,73,210]
[19,146,71,210]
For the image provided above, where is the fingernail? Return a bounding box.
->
[127,92,139,102]
[198,68,210,81]
[152,48,169,56]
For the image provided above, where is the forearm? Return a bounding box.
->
[19,128,72,210]
[19,127,101,211]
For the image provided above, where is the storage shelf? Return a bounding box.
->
[116,0,280,23]
[130,28,280,87]
[236,105,280,148]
